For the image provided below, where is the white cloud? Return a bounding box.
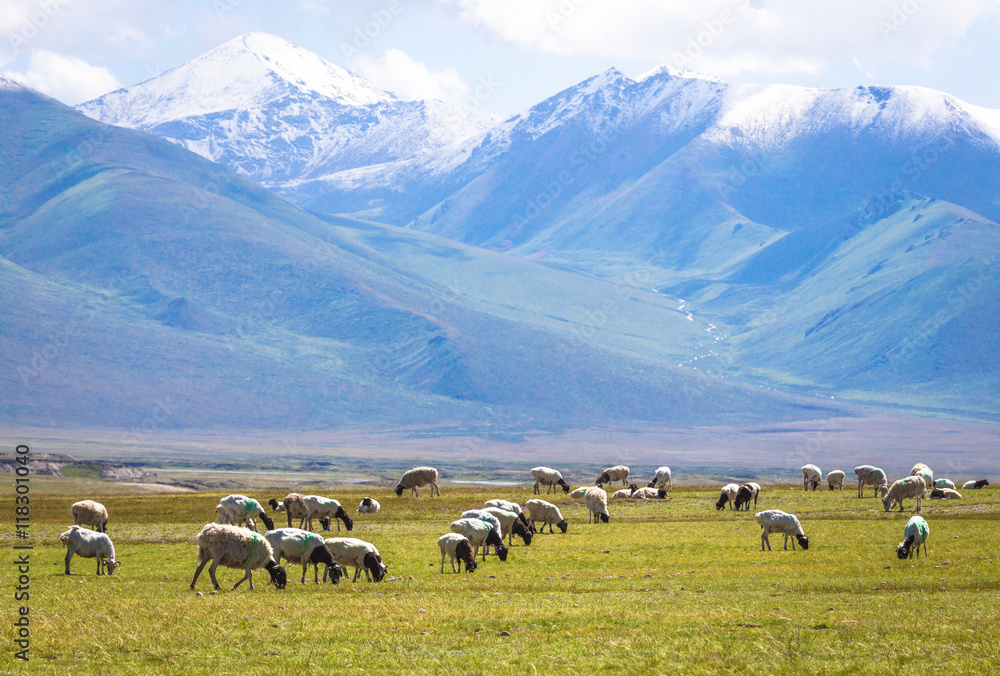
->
[352,48,469,102]
[3,50,120,104]
[441,0,1000,78]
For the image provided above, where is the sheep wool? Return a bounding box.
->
[524,499,568,534]
[530,466,570,494]
[483,507,533,546]
[754,510,809,551]
[854,465,889,498]
[883,476,927,513]
[59,525,119,575]
[70,500,109,533]
[716,483,739,510]
[596,465,630,487]
[929,488,962,500]
[910,463,934,489]
[301,495,353,532]
[395,466,441,497]
[933,479,956,490]
[264,528,336,584]
[450,518,510,562]
[357,497,381,513]
[630,487,667,500]
[190,523,286,590]
[801,464,822,491]
[438,533,477,574]
[648,466,672,492]
[896,516,929,560]
[584,487,610,524]
[826,470,845,491]
[569,486,593,499]
[324,537,388,582]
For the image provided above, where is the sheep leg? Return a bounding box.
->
[96,557,103,576]
[190,558,209,588]
[64,550,75,575]
[208,559,223,590]
[301,562,308,585]
[233,567,254,590]
[914,496,922,513]
[761,531,771,551]
[533,482,540,495]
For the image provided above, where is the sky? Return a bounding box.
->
[2,0,999,114]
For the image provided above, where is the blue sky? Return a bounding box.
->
[3,0,999,113]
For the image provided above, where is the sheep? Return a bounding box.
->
[733,482,761,511]
[716,483,739,510]
[611,484,640,499]
[263,528,341,584]
[929,488,962,500]
[324,537,388,582]
[962,479,990,489]
[631,487,667,499]
[395,466,440,497]
[482,507,533,546]
[461,509,505,552]
[570,486,593,498]
[910,463,934,488]
[59,525,120,575]
[585,487,610,523]
[596,465,630,487]
[301,495,354,532]
[189,523,287,590]
[827,470,845,491]
[270,493,308,529]
[896,515,929,560]
[801,464,822,491]
[438,533,477,574]
[483,499,534,532]
[70,499,109,533]
[450,518,509,562]
[217,494,275,532]
[530,466,570,494]
[854,465,889,498]
[358,497,381,513]
[648,466,672,492]
[933,479,956,490]
[524,499,568,534]
[754,510,809,551]
[883,476,927,513]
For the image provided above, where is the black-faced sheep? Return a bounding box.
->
[733,482,760,511]
[929,488,962,500]
[189,523,287,590]
[896,515,929,560]
[716,483,739,510]
[755,510,809,551]
[395,466,440,497]
[826,470,845,491]
[449,518,509,562]
[358,497,381,513]
[801,464,822,491]
[482,507,533,546]
[584,486,610,523]
[524,499,568,534]
[648,466,672,492]
[596,465,630,487]
[883,476,926,513]
[59,525,119,575]
[217,494,275,532]
[854,465,889,498]
[631,487,667,499]
[611,483,640,499]
[263,528,340,584]
[301,495,353,532]
[438,533,477,573]
[324,537,388,582]
[70,500,109,533]
[483,499,534,534]
[530,466,570,494]
[962,479,990,489]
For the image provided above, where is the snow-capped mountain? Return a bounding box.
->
[78,33,499,185]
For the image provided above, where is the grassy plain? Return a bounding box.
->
[2,481,998,675]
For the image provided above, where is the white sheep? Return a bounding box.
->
[482,507,533,545]
[933,479,956,490]
[631,487,667,499]
[754,510,809,551]
[910,463,934,488]
[70,500,109,533]
[395,466,440,497]
[357,497,381,513]
[216,494,275,532]
[530,466,570,494]
[524,499,568,534]
[461,509,505,552]
[59,525,120,575]
[648,466,672,492]
[584,487,610,523]
[270,493,308,529]
[896,515,929,560]
[484,499,535,534]
[324,537,388,582]
[801,464,822,491]
[189,523,287,590]
[883,476,927,513]
[716,483,739,510]
[596,465,630,487]
[301,495,353,532]
[733,482,761,511]
[438,533,478,573]
[929,488,962,500]
[962,479,990,489]
[450,518,509,562]
[569,486,593,498]
[264,528,340,584]
[826,470,845,491]
[611,484,640,499]
[854,465,889,498]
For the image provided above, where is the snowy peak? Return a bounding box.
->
[79,32,393,129]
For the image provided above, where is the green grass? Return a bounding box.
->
[2,483,998,675]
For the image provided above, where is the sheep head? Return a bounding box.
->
[267,498,280,512]
[394,485,404,497]
[559,480,570,493]
[795,534,809,550]
[557,520,568,534]
[657,489,667,499]
[599,513,609,524]
[265,560,287,589]
[597,471,611,485]
[319,517,332,531]
[257,511,275,532]
[364,552,387,582]
[647,479,657,488]
[336,507,354,531]
[325,562,343,584]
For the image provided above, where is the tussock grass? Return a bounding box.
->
[2,483,998,674]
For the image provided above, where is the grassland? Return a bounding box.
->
[2,480,998,675]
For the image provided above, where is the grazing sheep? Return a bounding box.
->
[323,537,388,582]
[883,476,927,513]
[264,528,340,584]
[854,465,889,498]
[189,523,287,590]
[483,499,533,529]
[933,479,956,490]
[395,466,440,497]
[631,487,667,499]
[596,465,630,487]
[962,479,990,489]
[648,466,673,492]
[716,483,740,510]
[450,518,509,562]
[827,470,845,491]
[611,484,640,499]
[217,494,275,532]
[301,495,353,532]
[754,510,809,551]
[530,466,570,494]
[896,516,929,560]
[733,482,761,511]
[461,509,505,553]
[70,499,109,533]
[270,493,308,529]
[584,487,610,523]
[524,499,568,534]
[910,463,934,488]
[801,464,822,491]
[438,533,478,574]
[59,525,119,575]
[483,507,533,546]
[929,488,962,500]
[357,497,381,513]
[570,486,594,498]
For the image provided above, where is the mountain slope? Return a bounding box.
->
[77,33,498,187]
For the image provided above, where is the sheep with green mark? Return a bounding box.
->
[854,465,889,498]
[484,499,534,533]
[755,510,809,551]
[897,515,929,559]
[190,523,286,590]
[217,494,274,532]
[910,463,934,488]
[883,476,926,513]
[264,528,341,584]
[483,507,533,546]
[450,518,509,562]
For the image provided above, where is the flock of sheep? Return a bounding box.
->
[56,461,991,589]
